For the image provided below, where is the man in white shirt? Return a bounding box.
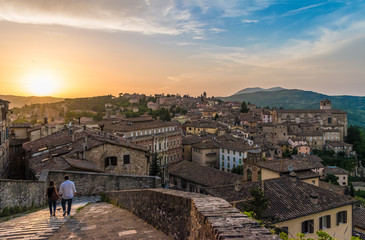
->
[59,175,77,216]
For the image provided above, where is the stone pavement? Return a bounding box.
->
[49,202,170,240]
[0,196,100,240]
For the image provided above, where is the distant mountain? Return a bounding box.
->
[220,89,365,128]
[0,95,64,108]
[234,87,285,95]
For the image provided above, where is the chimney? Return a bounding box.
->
[234,180,243,192]
[309,192,319,204]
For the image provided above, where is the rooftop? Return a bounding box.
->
[205,177,356,223]
[169,160,242,187]
[255,159,323,174]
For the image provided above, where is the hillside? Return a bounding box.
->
[220,89,365,128]
[234,87,285,95]
[0,95,64,108]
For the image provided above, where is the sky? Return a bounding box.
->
[0,0,365,98]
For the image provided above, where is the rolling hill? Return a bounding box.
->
[220,89,365,128]
[0,95,64,108]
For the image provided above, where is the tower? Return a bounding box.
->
[320,99,331,110]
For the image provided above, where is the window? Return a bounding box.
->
[336,211,347,225]
[233,150,236,155]
[301,220,314,234]
[105,156,118,167]
[123,155,130,164]
[247,169,252,181]
[319,215,331,230]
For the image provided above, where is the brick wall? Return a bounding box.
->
[105,189,279,240]
[0,179,45,210]
[39,170,161,196]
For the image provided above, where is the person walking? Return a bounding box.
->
[47,180,60,217]
[59,175,77,217]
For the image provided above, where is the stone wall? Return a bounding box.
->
[0,179,45,210]
[39,170,161,196]
[105,189,279,240]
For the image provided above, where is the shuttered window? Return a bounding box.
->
[336,211,347,225]
[319,215,331,229]
[301,220,314,234]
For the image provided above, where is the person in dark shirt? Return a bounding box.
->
[47,180,61,217]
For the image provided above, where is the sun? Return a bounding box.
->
[24,70,60,96]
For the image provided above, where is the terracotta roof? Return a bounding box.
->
[182,134,214,145]
[169,161,242,187]
[326,141,352,148]
[192,141,219,149]
[354,207,365,231]
[205,177,356,223]
[63,157,103,172]
[318,181,346,195]
[256,159,323,173]
[324,166,349,175]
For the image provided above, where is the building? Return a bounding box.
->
[218,138,252,172]
[272,100,348,140]
[244,158,323,186]
[9,123,32,179]
[325,141,355,157]
[323,166,349,186]
[0,100,10,178]
[169,160,242,194]
[100,116,182,181]
[182,134,214,161]
[191,141,219,168]
[353,207,365,239]
[205,177,356,240]
[22,128,150,179]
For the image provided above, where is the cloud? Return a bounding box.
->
[242,19,259,23]
[283,2,328,16]
[182,0,277,17]
[210,28,225,33]
[0,0,204,35]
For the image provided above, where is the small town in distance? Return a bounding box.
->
[1,89,365,240]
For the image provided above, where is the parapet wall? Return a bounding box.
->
[105,189,279,240]
[0,170,160,210]
[39,170,161,196]
[0,179,45,209]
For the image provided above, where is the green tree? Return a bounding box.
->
[240,101,249,113]
[324,174,339,185]
[243,187,269,220]
[231,165,243,175]
[149,153,160,177]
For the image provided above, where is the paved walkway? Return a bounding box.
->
[49,202,170,240]
[0,196,100,240]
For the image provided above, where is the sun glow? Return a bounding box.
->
[24,70,60,96]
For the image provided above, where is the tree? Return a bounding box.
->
[324,174,339,185]
[350,183,355,197]
[243,187,269,219]
[149,153,160,177]
[240,101,249,113]
[231,165,243,175]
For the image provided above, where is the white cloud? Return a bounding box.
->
[282,2,328,16]
[242,19,259,23]
[0,0,203,35]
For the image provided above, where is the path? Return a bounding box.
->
[49,202,170,240]
[0,196,100,240]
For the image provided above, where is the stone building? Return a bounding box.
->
[22,128,150,179]
[100,116,182,181]
[272,100,347,140]
[9,123,31,179]
[0,99,10,178]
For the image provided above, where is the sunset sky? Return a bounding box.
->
[1,0,365,98]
